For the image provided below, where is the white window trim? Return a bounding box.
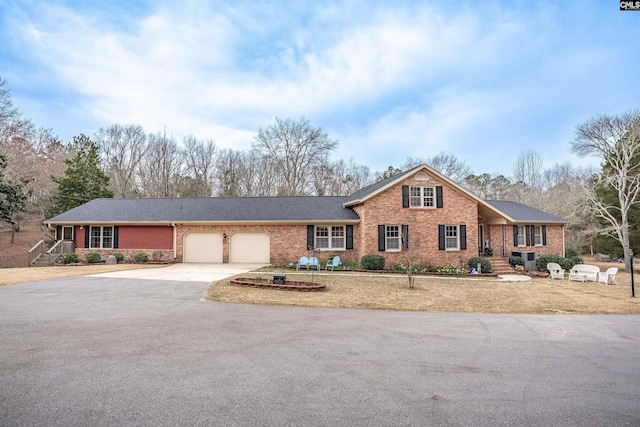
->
[90,226,114,249]
[385,225,401,252]
[315,225,346,250]
[409,186,435,209]
[534,225,542,246]
[62,226,74,241]
[516,225,526,247]
[444,225,459,251]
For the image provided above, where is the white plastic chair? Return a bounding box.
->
[547,262,565,280]
[598,267,618,285]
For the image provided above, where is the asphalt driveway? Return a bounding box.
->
[1,265,639,426]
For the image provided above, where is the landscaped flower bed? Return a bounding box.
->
[230,277,325,292]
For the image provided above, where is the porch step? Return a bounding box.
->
[485,257,515,275]
[31,253,60,267]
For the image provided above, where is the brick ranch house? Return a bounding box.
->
[45,165,567,268]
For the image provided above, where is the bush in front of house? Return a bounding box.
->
[537,254,579,272]
[509,256,524,269]
[112,252,124,263]
[62,253,79,264]
[467,257,492,273]
[85,252,101,264]
[133,251,148,263]
[361,254,385,270]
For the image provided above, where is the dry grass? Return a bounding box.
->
[0,263,166,287]
[207,260,640,314]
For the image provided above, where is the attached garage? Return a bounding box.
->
[184,232,223,263]
[230,233,270,263]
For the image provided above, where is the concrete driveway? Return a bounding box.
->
[88,262,266,282]
[1,268,640,426]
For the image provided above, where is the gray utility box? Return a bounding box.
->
[273,274,286,284]
[511,251,536,271]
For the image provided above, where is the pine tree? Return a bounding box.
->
[0,154,32,243]
[47,135,113,218]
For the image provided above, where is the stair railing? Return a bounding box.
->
[28,240,47,266]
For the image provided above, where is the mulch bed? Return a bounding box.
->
[230,277,326,292]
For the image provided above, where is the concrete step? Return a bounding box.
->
[31,254,59,267]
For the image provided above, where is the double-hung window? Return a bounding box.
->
[409,186,435,208]
[315,226,345,250]
[533,225,542,246]
[445,225,459,250]
[90,226,114,249]
[516,225,525,246]
[386,225,400,251]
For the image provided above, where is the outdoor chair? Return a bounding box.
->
[547,262,565,280]
[598,267,618,285]
[308,256,320,270]
[325,256,341,271]
[296,256,309,270]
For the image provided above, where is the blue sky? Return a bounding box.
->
[1,0,638,176]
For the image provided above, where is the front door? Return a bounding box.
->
[62,226,74,240]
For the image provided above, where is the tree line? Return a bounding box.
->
[1,77,638,269]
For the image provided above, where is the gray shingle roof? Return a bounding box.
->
[47,196,360,223]
[485,200,567,223]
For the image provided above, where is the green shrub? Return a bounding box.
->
[535,254,562,272]
[62,253,79,264]
[112,252,124,263]
[565,247,580,259]
[133,252,148,263]
[467,257,492,273]
[85,252,101,264]
[509,256,524,268]
[361,254,385,270]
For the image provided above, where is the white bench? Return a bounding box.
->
[569,264,599,282]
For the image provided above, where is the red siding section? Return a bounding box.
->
[118,226,173,249]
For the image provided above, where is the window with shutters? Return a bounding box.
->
[386,225,400,251]
[533,225,542,246]
[89,226,114,249]
[315,226,345,250]
[516,226,525,246]
[445,225,458,250]
[409,186,435,208]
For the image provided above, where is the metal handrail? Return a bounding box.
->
[28,240,46,265]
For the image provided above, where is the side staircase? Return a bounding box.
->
[28,239,73,267]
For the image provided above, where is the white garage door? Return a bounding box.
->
[230,233,270,263]
[184,232,223,263]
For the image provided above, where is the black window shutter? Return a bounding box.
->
[84,226,90,248]
[460,224,467,250]
[525,225,531,246]
[438,225,445,250]
[378,225,386,251]
[307,225,314,249]
[513,225,518,246]
[402,186,409,208]
[113,226,119,249]
[436,186,443,208]
[542,225,547,246]
[346,225,353,250]
[401,224,409,250]
[56,226,61,241]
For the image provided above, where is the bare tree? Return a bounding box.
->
[138,130,184,198]
[252,116,338,196]
[95,124,148,198]
[571,110,640,272]
[182,135,217,197]
[463,173,514,200]
[403,152,473,182]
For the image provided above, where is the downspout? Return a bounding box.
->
[171,223,177,260]
[562,224,566,257]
